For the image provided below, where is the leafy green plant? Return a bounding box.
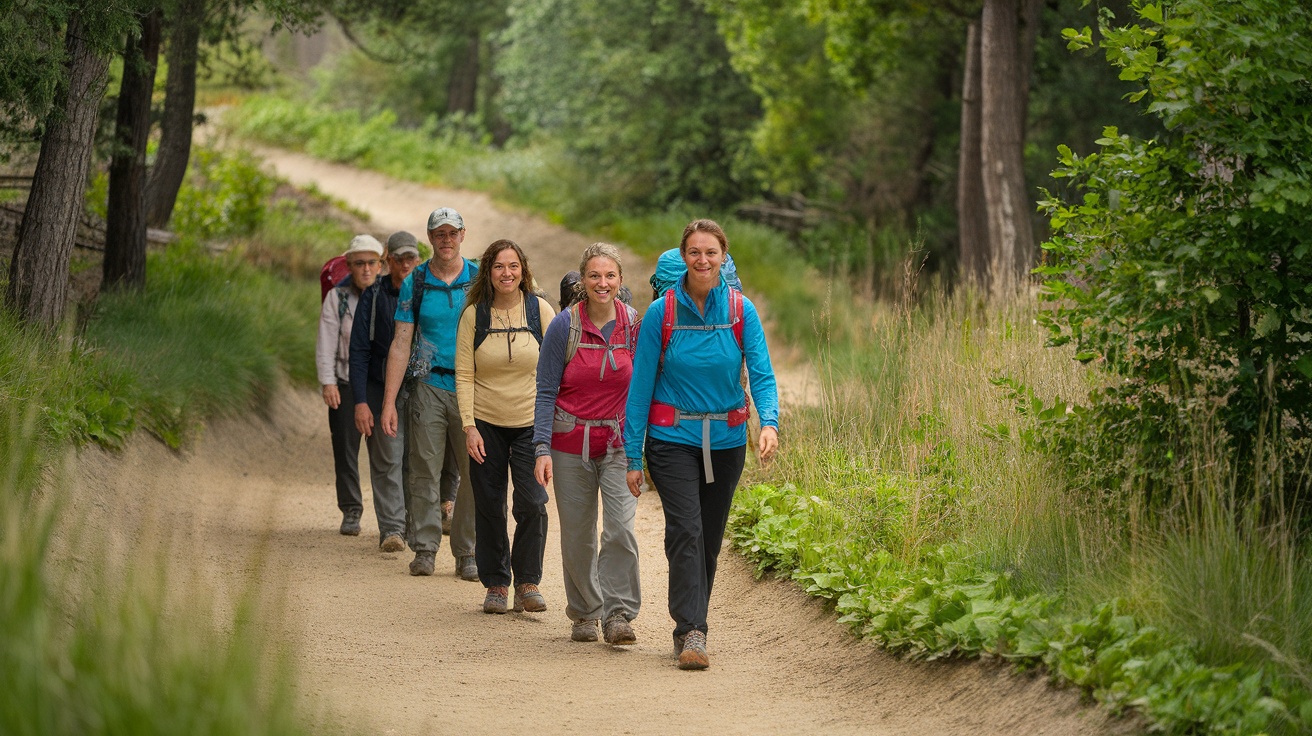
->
[1037,0,1312,498]
[172,147,277,240]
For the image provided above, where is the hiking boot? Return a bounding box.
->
[677,630,709,670]
[380,533,406,553]
[483,586,509,614]
[571,618,600,642]
[603,612,637,646]
[339,510,362,536]
[409,550,436,576]
[456,555,479,582]
[441,500,454,535]
[513,583,547,613]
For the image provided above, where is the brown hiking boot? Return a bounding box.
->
[380,533,405,553]
[677,630,709,670]
[571,618,600,642]
[483,586,509,614]
[603,612,636,645]
[513,583,547,613]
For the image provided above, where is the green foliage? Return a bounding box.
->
[730,483,1312,734]
[496,0,761,211]
[172,147,278,240]
[1038,0,1312,493]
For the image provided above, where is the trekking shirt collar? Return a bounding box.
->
[425,258,475,289]
[674,270,728,319]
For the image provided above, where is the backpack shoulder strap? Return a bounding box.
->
[336,284,352,321]
[729,287,744,352]
[473,300,491,352]
[658,288,677,372]
[410,262,429,322]
[367,282,380,342]
[565,303,583,364]
[526,294,543,345]
[619,303,639,351]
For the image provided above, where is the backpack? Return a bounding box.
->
[320,256,350,302]
[404,260,476,380]
[658,287,743,372]
[473,293,544,352]
[564,302,638,364]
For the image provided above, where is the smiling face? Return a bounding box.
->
[427,225,465,269]
[582,256,622,307]
[681,231,724,292]
[490,246,524,298]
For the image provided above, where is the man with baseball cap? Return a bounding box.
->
[381,208,481,580]
[319,234,401,545]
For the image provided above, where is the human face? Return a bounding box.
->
[582,256,621,307]
[490,247,523,299]
[682,231,724,292]
[427,225,465,268]
[387,251,419,285]
[348,252,381,289]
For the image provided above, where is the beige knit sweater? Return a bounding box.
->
[455,294,556,429]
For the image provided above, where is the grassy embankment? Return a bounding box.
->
[0,146,357,734]
[226,95,1312,734]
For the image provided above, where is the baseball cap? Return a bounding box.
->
[386,231,420,258]
[343,234,384,258]
[427,207,465,232]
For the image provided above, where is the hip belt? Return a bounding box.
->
[552,407,623,469]
[648,400,749,483]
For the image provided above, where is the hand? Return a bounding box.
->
[534,455,553,487]
[381,403,398,437]
[758,426,778,463]
[626,470,644,498]
[321,384,340,409]
[465,426,486,464]
[354,403,374,436]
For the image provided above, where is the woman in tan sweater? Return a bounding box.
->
[456,239,557,615]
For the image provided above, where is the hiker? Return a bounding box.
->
[648,246,742,300]
[534,243,642,645]
[379,208,480,581]
[623,218,780,670]
[349,232,462,554]
[317,235,385,538]
[455,239,557,615]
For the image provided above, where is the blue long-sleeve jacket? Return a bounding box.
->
[623,277,779,471]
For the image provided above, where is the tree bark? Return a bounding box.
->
[957,18,988,286]
[446,32,480,116]
[979,0,1036,295]
[6,16,112,329]
[145,0,204,229]
[104,8,163,291]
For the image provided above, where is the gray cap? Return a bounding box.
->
[427,207,465,232]
[386,231,420,258]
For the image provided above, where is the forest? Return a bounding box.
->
[3,0,1312,733]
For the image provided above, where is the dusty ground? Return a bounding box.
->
[69,149,1128,735]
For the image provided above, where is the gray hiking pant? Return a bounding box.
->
[552,448,641,622]
[407,382,475,559]
[361,382,407,542]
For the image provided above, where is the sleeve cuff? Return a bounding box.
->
[626,457,644,472]
[535,443,551,458]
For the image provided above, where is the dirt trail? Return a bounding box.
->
[73,149,1122,735]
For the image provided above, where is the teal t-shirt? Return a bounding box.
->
[394,259,477,391]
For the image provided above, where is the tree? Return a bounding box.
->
[957,19,989,282]
[6,9,131,329]
[104,7,164,291]
[144,0,206,229]
[1039,0,1312,495]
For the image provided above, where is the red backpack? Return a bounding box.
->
[319,256,350,302]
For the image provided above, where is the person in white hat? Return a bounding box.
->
[317,234,396,544]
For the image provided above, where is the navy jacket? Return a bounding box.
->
[349,276,401,411]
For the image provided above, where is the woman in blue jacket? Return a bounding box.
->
[624,218,780,670]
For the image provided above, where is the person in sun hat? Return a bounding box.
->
[318,234,385,539]
[380,208,481,581]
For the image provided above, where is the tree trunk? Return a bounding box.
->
[446,32,480,116]
[6,16,112,330]
[104,8,163,291]
[145,0,204,229]
[979,0,1036,295]
[957,18,988,286]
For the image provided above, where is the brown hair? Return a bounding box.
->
[678,218,729,254]
[465,239,537,309]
